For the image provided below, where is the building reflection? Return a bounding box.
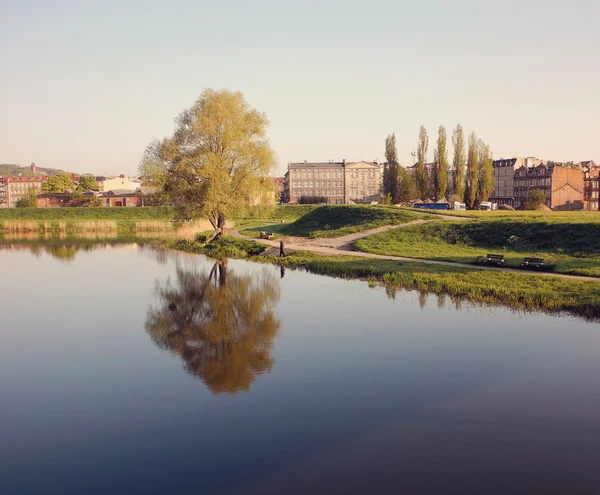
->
[145,259,281,395]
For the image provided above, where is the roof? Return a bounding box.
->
[493,158,518,167]
[104,189,138,196]
[288,161,380,169]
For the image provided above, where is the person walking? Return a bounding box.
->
[279,239,285,257]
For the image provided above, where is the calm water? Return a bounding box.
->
[1,244,600,495]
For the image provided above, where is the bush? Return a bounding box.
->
[524,189,547,210]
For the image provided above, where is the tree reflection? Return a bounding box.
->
[146,260,281,394]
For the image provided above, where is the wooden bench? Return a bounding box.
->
[483,253,505,266]
[259,231,274,240]
[519,257,544,270]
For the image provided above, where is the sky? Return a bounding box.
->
[1,0,599,177]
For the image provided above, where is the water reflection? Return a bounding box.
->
[0,243,83,261]
[145,259,281,394]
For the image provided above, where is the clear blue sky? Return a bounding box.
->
[1,0,598,176]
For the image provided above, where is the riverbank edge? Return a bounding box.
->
[157,236,600,320]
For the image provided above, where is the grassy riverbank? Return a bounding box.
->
[162,235,600,320]
[356,219,600,277]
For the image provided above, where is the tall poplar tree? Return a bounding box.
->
[478,140,494,203]
[452,124,466,201]
[383,133,400,203]
[433,126,448,201]
[415,126,429,199]
[465,132,479,209]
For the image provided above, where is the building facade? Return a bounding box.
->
[0,176,47,207]
[285,160,382,204]
[581,161,599,211]
[97,175,142,192]
[273,177,285,203]
[490,157,542,206]
[513,163,584,210]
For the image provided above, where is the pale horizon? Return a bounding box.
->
[1,0,598,177]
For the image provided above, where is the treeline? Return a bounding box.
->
[382,124,493,208]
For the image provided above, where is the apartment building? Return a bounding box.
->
[0,176,47,207]
[285,160,382,204]
[582,161,599,210]
[513,163,583,210]
[490,157,542,207]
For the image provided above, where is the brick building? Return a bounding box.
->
[0,176,47,207]
[36,193,71,208]
[513,163,584,210]
[581,161,599,211]
[490,157,542,207]
[273,177,285,203]
[100,190,144,207]
[284,160,382,204]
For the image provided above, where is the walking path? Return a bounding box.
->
[230,219,600,283]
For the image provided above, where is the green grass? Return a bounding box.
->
[274,205,429,238]
[164,235,600,320]
[0,206,175,220]
[420,208,600,223]
[356,219,600,277]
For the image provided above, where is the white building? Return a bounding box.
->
[97,175,142,192]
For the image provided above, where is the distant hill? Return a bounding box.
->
[0,164,69,177]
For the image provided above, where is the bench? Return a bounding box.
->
[482,253,505,266]
[519,257,545,270]
[259,231,274,240]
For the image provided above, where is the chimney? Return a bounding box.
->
[31,162,36,174]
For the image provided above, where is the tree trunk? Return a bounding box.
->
[218,213,227,236]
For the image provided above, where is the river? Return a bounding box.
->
[1,243,599,494]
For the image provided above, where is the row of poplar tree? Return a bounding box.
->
[382,124,494,208]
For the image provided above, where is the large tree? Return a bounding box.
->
[145,261,280,394]
[465,132,479,209]
[138,139,171,206]
[153,89,276,240]
[42,173,74,193]
[452,124,466,201]
[383,133,400,203]
[415,126,429,199]
[478,140,494,203]
[433,126,448,201]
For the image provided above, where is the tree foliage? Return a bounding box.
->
[525,189,547,210]
[383,133,400,203]
[42,173,74,193]
[465,132,479,209]
[145,261,280,394]
[77,175,99,192]
[433,126,448,201]
[149,89,276,238]
[397,166,416,202]
[478,140,494,203]
[15,188,38,207]
[452,124,466,201]
[415,126,429,199]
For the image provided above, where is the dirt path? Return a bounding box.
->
[230,220,600,283]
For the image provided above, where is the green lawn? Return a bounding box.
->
[0,206,175,220]
[356,219,600,277]
[271,205,429,238]
[418,208,600,223]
